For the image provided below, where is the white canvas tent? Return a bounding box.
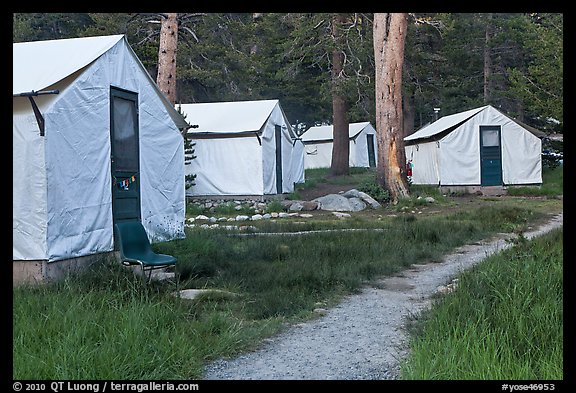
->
[179,99,305,197]
[13,35,187,265]
[301,122,378,169]
[404,105,542,187]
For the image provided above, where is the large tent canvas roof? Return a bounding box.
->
[179,99,290,135]
[13,35,124,95]
[405,106,487,141]
[14,35,188,130]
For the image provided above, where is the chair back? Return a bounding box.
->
[115,221,152,258]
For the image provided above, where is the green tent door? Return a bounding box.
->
[110,87,141,230]
[366,134,376,167]
[480,125,502,186]
[275,125,283,194]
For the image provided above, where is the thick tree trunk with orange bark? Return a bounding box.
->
[157,13,178,105]
[373,13,409,203]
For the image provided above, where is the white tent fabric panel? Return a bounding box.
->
[483,106,542,185]
[406,143,440,185]
[438,120,481,185]
[501,127,542,184]
[13,99,49,260]
[304,142,333,169]
[291,139,306,184]
[187,137,263,196]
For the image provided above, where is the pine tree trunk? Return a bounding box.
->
[157,13,178,105]
[483,13,492,104]
[373,13,410,203]
[330,13,350,177]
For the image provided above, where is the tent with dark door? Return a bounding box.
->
[404,105,542,187]
[13,35,187,276]
[301,122,378,169]
[179,99,304,197]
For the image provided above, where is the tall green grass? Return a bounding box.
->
[401,228,563,380]
[12,264,280,379]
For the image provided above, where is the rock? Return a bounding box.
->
[313,308,328,316]
[289,202,304,211]
[424,196,436,203]
[262,213,272,219]
[348,197,367,212]
[341,189,361,198]
[357,191,381,209]
[195,215,209,220]
[235,215,250,221]
[251,214,263,221]
[278,212,290,218]
[332,212,351,219]
[299,214,313,218]
[302,201,319,211]
[175,288,238,301]
[342,189,381,209]
[313,194,357,212]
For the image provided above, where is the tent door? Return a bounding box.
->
[480,125,502,186]
[275,125,283,194]
[366,134,376,167]
[110,87,141,237]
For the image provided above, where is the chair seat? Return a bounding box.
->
[122,250,177,267]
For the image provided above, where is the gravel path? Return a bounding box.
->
[203,213,563,380]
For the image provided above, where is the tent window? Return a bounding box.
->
[112,94,138,171]
[481,129,500,147]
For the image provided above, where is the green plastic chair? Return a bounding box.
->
[114,220,177,282]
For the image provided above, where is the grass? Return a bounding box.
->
[506,164,563,197]
[13,165,563,380]
[400,228,563,380]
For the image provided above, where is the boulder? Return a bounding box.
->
[313,194,356,211]
[313,194,366,212]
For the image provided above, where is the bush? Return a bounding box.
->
[358,177,390,203]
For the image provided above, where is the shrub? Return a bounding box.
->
[358,177,390,203]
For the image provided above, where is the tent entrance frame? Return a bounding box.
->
[479,125,503,186]
[110,86,142,238]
